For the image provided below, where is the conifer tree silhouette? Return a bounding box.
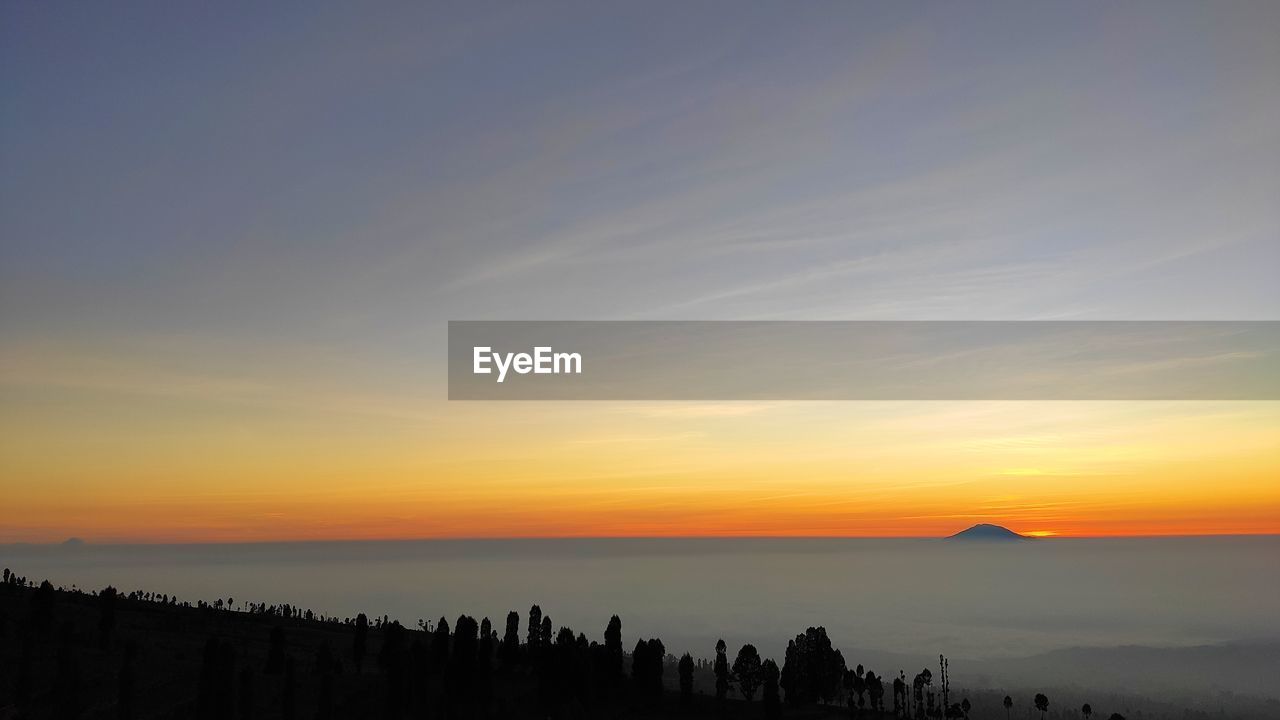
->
[604,614,624,694]
[714,638,731,708]
[502,610,520,664]
[353,613,369,673]
[450,615,479,709]
[527,605,542,649]
[98,585,117,649]
[379,621,409,719]
[678,653,695,705]
[763,658,782,720]
[30,579,55,634]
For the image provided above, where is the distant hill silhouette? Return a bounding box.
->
[948,524,1027,541]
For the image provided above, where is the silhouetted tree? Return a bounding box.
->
[1034,693,1049,720]
[353,613,369,673]
[431,614,451,701]
[848,662,867,712]
[631,638,647,694]
[98,585,118,649]
[630,637,665,703]
[827,648,847,705]
[1003,695,1013,720]
[763,658,782,720]
[939,656,951,717]
[604,614,624,694]
[379,621,409,719]
[780,626,842,706]
[645,637,664,700]
[733,643,764,703]
[30,579,55,634]
[502,610,520,664]
[714,638,731,708]
[545,625,586,710]
[867,671,886,714]
[478,616,495,706]
[450,615,479,710]
[527,604,542,649]
[781,639,798,706]
[961,697,971,719]
[1082,702,1093,720]
[678,653,695,705]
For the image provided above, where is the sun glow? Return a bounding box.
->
[2,387,1278,542]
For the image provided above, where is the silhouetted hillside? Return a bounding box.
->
[2,567,1276,720]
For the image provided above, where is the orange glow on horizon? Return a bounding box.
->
[2,395,1278,544]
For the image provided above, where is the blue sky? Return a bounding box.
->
[4,2,1277,350]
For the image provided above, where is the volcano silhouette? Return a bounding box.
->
[948,523,1027,540]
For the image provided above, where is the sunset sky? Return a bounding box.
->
[3,2,1278,542]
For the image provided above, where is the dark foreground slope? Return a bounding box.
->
[0,576,856,720]
[1,577,739,720]
[2,571,1275,720]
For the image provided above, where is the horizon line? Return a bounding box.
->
[6,532,1279,547]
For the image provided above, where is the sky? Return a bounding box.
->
[2,1,1278,542]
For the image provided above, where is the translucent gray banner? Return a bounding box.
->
[447,321,1280,400]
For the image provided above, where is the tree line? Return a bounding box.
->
[2,568,1132,720]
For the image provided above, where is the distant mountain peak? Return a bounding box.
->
[948,524,1027,540]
